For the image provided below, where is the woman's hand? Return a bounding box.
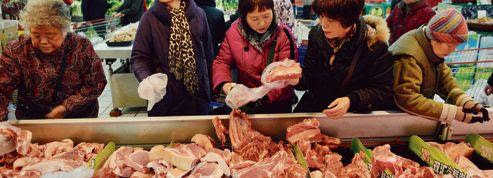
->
[222,83,236,95]
[323,97,350,119]
[45,105,67,119]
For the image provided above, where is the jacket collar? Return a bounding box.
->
[233,20,282,52]
[415,26,443,64]
[150,0,197,25]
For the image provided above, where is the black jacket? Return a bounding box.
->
[117,0,145,26]
[294,16,394,113]
[195,0,226,56]
[81,0,111,21]
[131,0,214,116]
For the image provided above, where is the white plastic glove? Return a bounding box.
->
[261,59,301,89]
[225,84,270,109]
[138,73,168,111]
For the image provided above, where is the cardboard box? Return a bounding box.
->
[0,20,19,51]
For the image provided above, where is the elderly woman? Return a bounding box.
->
[0,0,107,120]
[392,9,489,123]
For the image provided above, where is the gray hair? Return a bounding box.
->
[20,0,71,31]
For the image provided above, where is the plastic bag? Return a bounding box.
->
[261,59,301,89]
[137,73,168,111]
[225,84,270,109]
[7,103,15,120]
[42,166,94,178]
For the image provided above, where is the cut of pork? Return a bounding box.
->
[188,162,224,178]
[286,119,321,144]
[20,158,83,175]
[339,153,371,178]
[146,159,172,178]
[231,150,307,178]
[228,110,277,162]
[265,60,302,83]
[371,144,420,177]
[212,117,228,147]
[201,152,231,176]
[428,142,474,162]
[148,144,206,171]
[191,134,215,152]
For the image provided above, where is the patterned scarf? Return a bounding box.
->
[238,21,278,53]
[326,24,356,65]
[168,1,199,94]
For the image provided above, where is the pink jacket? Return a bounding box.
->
[213,20,298,103]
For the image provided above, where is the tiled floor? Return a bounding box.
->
[97,61,147,118]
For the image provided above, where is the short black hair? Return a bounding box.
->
[312,0,364,28]
[238,0,274,20]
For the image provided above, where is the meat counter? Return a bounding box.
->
[7,111,493,146]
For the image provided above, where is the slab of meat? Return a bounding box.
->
[228,110,270,150]
[0,123,26,156]
[201,152,231,176]
[16,130,32,156]
[308,134,341,149]
[457,155,490,178]
[188,162,224,178]
[100,146,150,177]
[398,166,436,178]
[149,144,205,171]
[339,153,371,178]
[208,148,232,165]
[212,117,228,147]
[286,119,321,144]
[20,158,82,175]
[191,134,215,152]
[428,142,474,162]
[371,144,420,177]
[43,139,74,158]
[13,156,41,170]
[228,110,277,162]
[265,60,302,83]
[323,153,344,176]
[0,151,21,166]
[130,171,153,178]
[73,142,104,162]
[166,168,190,178]
[229,152,249,167]
[92,167,118,178]
[231,150,307,178]
[310,170,323,178]
[146,160,172,178]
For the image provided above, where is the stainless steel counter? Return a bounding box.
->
[8,111,493,146]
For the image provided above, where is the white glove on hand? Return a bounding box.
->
[138,73,168,111]
[261,59,301,89]
[225,84,270,109]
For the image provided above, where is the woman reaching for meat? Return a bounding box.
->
[293,0,395,119]
[212,0,299,114]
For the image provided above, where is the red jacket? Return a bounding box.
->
[212,20,298,104]
[387,0,435,44]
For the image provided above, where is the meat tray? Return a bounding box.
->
[7,111,493,146]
